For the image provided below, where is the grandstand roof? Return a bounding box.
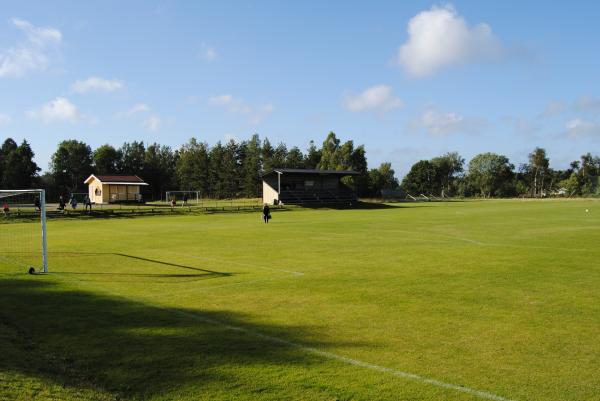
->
[84,174,149,185]
[263,168,359,177]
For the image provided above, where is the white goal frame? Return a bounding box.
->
[0,189,48,273]
[165,191,201,205]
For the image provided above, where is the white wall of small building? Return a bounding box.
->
[262,181,279,205]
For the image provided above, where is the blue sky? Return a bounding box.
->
[1,1,599,176]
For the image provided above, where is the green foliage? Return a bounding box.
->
[92,144,121,174]
[118,141,146,175]
[285,146,304,168]
[261,138,275,173]
[559,173,581,196]
[304,140,321,169]
[431,151,464,196]
[50,139,93,195]
[0,138,40,189]
[240,134,262,197]
[467,152,515,197]
[401,160,440,195]
[143,143,177,200]
[527,147,550,197]
[368,162,399,195]
[176,138,210,194]
[317,132,340,170]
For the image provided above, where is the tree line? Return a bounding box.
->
[401,148,600,197]
[0,132,398,201]
[2,134,598,200]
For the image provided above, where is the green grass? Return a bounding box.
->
[1,199,599,401]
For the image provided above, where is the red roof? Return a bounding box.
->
[84,174,148,185]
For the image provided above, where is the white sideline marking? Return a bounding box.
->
[54,277,517,401]
[171,308,518,401]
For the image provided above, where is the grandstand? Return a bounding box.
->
[262,168,358,205]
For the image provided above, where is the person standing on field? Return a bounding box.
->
[58,195,66,213]
[262,203,270,223]
[84,195,92,213]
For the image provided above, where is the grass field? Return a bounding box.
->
[1,200,599,401]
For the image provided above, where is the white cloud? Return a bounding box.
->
[251,104,274,124]
[209,94,273,124]
[143,115,161,131]
[541,100,567,117]
[574,96,600,114]
[126,103,150,116]
[11,18,62,46]
[0,114,11,126]
[209,95,247,112]
[27,97,81,123]
[343,85,403,113]
[410,108,485,136]
[0,18,62,78]
[121,103,161,131]
[72,77,123,93]
[200,43,217,61]
[224,133,240,143]
[397,4,502,77]
[565,118,600,138]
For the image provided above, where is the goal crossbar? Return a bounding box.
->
[165,190,201,204]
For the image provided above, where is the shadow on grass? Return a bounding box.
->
[0,278,352,400]
[297,201,406,210]
[46,252,233,282]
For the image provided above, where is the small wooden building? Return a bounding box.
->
[262,168,358,205]
[84,174,148,204]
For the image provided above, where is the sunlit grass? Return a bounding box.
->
[1,199,599,400]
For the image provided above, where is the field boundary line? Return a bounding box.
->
[171,308,518,401]
[53,278,517,401]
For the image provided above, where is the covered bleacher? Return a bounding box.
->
[262,168,358,205]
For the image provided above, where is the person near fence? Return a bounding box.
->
[58,195,66,213]
[84,195,92,213]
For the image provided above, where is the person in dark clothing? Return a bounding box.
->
[34,197,41,212]
[84,195,92,213]
[58,195,66,212]
[262,204,271,223]
[182,194,188,207]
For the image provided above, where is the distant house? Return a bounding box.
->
[262,168,358,205]
[84,174,149,204]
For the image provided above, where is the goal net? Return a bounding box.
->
[0,189,48,273]
[165,191,201,205]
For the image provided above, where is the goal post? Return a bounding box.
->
[0,189,48,273]
[165,191,201,205]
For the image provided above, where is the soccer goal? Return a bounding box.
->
[69,192,89,203]
[0,189,48,273]
[165,191,201,205]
